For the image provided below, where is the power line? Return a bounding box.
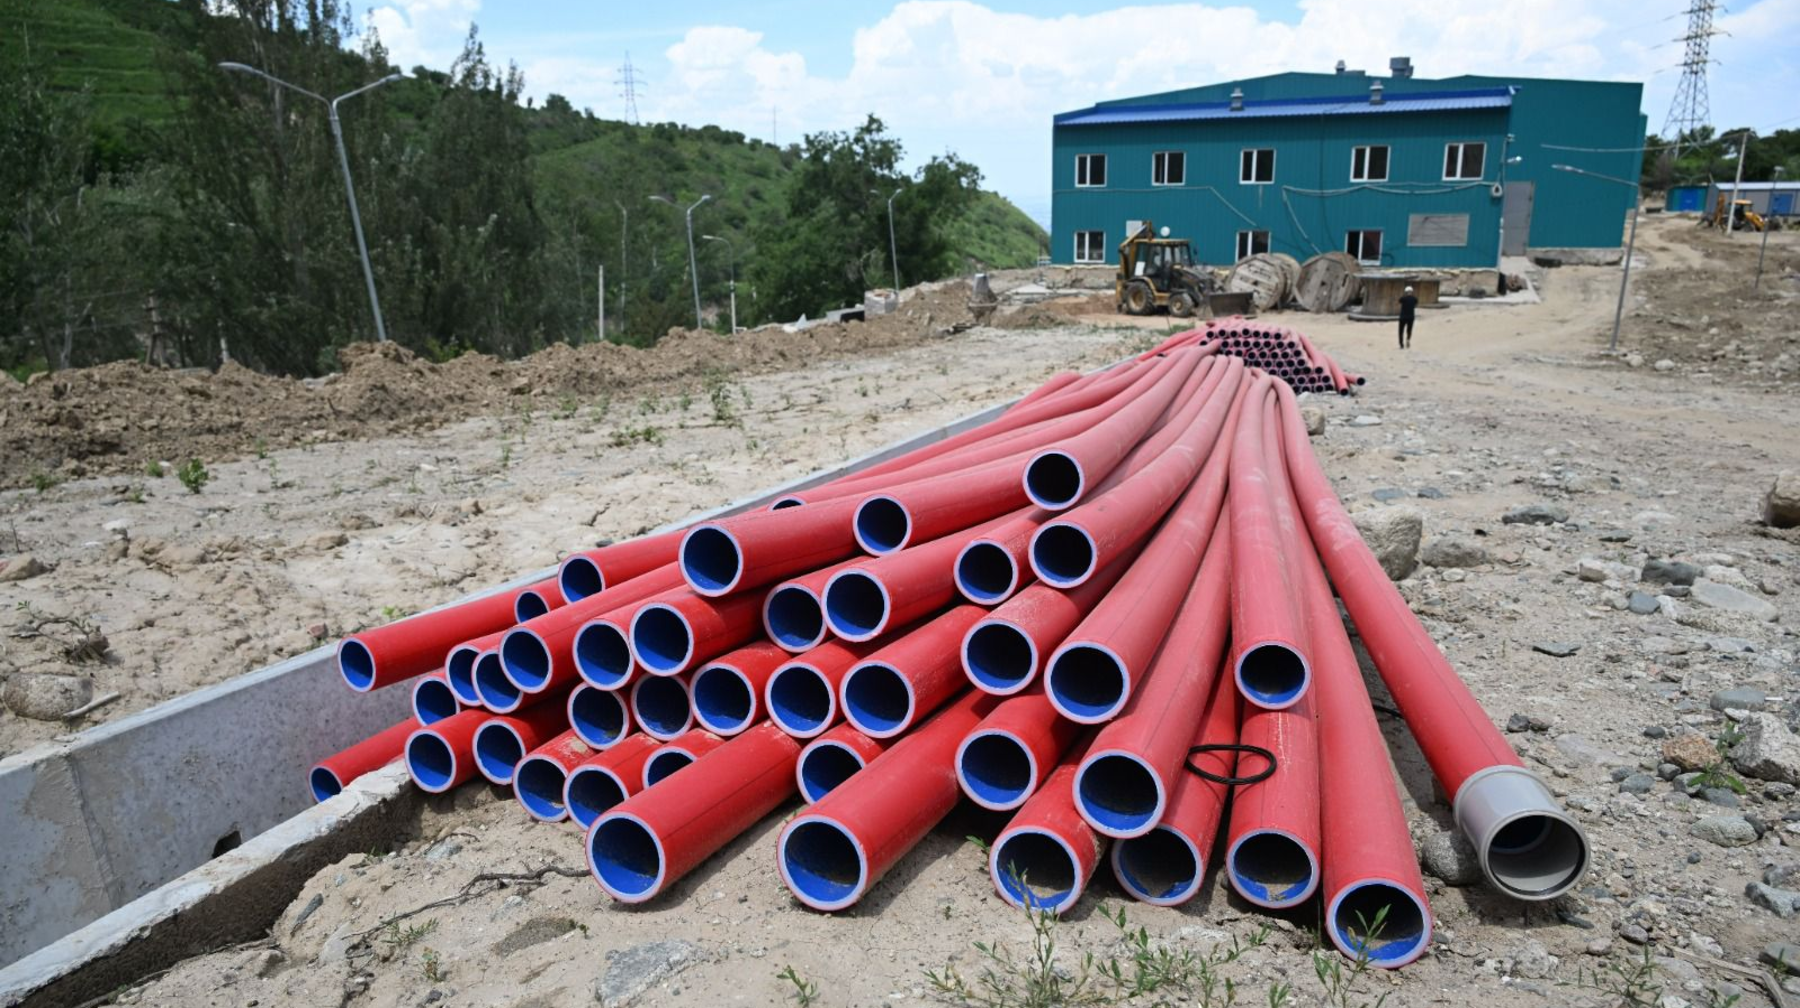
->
[1661,0,1723,154]
[615,52,643,125]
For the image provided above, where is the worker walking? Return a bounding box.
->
[1397,285,1418,349]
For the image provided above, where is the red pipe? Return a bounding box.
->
[642,727,727,788]
[337,585,524,692]
[404,708,488,793]
[1224,694,1321,909]
[1272,381,1587,900]
[1227,381,1311,709]
[824,514,1018,642]
[310,717,416,802]
[954,688,1079,810]
[512,577,566,622]
[764,638,880,737]
[472,702,569,785]
[445,630,505,707]
[852,460,1032,555]
[557,529,684,601]
[512,729,596,823]
[762,557,863,653]
[953,510,1047,605]
[989,759,1102,916]
[778,691,994,911]
[691,640,789,736]
[631,587,765,676]
[501,563,685,693]
[1109,664,1239,906]
[1023,348,1202,510]
[1005,370,1082,413]
[841,605,987,738]
[564,733,660,829]
[587,723,801,903]
[681,497,862,597]
[796,723,892,803]
[1073,520,1230,838]
[962,546,1138,695]
[410,670,460,726]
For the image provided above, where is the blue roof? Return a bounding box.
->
[1055,88,1513,127]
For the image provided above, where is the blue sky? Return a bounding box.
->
[365,0,1800,228]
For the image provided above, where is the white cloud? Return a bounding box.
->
[365,0,480,71]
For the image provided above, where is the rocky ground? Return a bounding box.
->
[6,214,1800,1007]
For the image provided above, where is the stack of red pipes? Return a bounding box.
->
[1167,315,1365,396]
[311,327,1585,968]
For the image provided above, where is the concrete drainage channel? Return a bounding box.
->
[0,395,1021,1008]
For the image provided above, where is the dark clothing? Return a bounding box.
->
[1397,294,1418,348]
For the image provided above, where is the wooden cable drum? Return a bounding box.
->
[1294,252,1362,313]
[1270,253,1302,298]
[1224,254,1290,311]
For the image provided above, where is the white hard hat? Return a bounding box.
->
[1404,285,1414,293]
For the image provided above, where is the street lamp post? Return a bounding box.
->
[1756,166,1784,290]
[614,199,629,335]
[701,234,737,333]
[871,187,902,290]
[650,194,712,329]
[1552,163,1641,354]
[219,62,403,343]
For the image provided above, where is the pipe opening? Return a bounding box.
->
[514,757,568,820]
[406,732,456,792]
[958,732,1035,808]
[559,556,605,602]
[956,541,1018,604]
[824,572,888,641]
[475,651,523,711]
[768,666,833,735]
[770,496,805,510]
[963,622,1036,693]
[1487,814,1590,899]
[993,831,1078,912]
[474,723,526,783]
[1330,882,1430,967]
[412,677,459,725]
[1032,524,1096,587]
[682,526,742,594]
[445,647,481,706]
[514,589,551,622]
[765,585,826,651]
[1230,831,1316,906]
[843,663,912,736]
[1024,452,1084,509]
[1236,643,1308,708]
[589,815,663,899]
[633,676,692,739]
[575,621,633,688]
[855,496,911,554]
[501,630,552,690]
[338,639,376,691]
[644,749,694,787]
[1047,644,1126,721]
[1076,753,1162,835]
[309,766,343,803]
[632,606,693,674]
[693,667,753,733]
[565,767,626,828]
[1113,827,1199,904]
[798,742,865,803]
[782,820,865,908]
[569,687,628,747]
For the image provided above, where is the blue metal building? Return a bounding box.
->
[1050,61,1645,269]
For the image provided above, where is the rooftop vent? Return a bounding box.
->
[1230,87,1244,112]
[1390,56,1414,78]
[1335,59,1347,75]
[1369,80,1384,105]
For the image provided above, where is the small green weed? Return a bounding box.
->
[777,964,819,1007]
[420,947,446,982]
[30,471,61,493]
[609,425,664,447]
[176,459,209,494]
[144,460,165,479]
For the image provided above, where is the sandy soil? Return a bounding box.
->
[11,215,1800,1008]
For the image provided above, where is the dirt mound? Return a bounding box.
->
[1628,224,1800,385]
[0,285,982,488]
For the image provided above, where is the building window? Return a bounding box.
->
[1152,151,1185,186]
[1240,148,1274,184]
[1235,230,1269,261]
[1443,142,1485,181]
[1074,230,1106,263]
[1345,229,1383,264]
[1351,145,1390,182]
[1076,154,1107,188]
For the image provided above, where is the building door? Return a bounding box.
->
[1772,192,1795,217]
[1501,182,1534,256]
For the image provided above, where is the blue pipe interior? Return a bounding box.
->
[589,817,660,898]
[633,607,691,674]
[993,832,1076,911]
[682,527,741,593]
[1047,645,1125,720]
[798,743,864,803]
[644,750,693,786]
[1231,832,1314,905]
[855,497,910,553]
[445,648,481,705]
[1076,754,1159,834]
[514,758,567,819]
[338,639,376,690]
[765,586,825,651]
[474,724,525,783]
[635,676,692,737]
[570,688,627,746]
[559,556,605,602]
[693,668,751,732]
[783,820,861,906]
[843,664,909,734]
[575,622,633,688]
[406,733,455,791]
[565,767,626,828]
[309,766,343,803]
[1114,827,1198,902]
[514,590,551,622]
[1031,525,1095,587]
[955,543,1015,603]
[475,652,522,711]
[963,623,1033,692]
[501,631,552,690]
[1332,883,1428,965]
[1024,453,1083,508]
[413,678,459,725]
[824,572,887,640]
[769,667,831,734]
[1237,644,1307,708]
[959,733,1032,807]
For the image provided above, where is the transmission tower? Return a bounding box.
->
[615,52,644,125]
[1661,1,1721,154]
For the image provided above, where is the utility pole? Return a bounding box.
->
[219,62,404,343]
[1661,1,1720,158]
[1757,166,1784,289]
[871,187,902,290]
[702,234,737,333]
[1553,164,1642,354]
[598,264,605,342]
[614,199,629,336]
[650,194,712,329]
[1727,130,1751,237]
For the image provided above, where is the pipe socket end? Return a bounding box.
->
[1453,765,1590,901]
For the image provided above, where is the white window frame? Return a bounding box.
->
[1239,148,1275,185]
[1074,230,1106,264]
[1152,150,1185,187]
[1345,229,1383,265]
[1443,141,1485,181]
[1076,153,1107,188]
[1351,144,1390,183]
[1235,230,1270,260]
